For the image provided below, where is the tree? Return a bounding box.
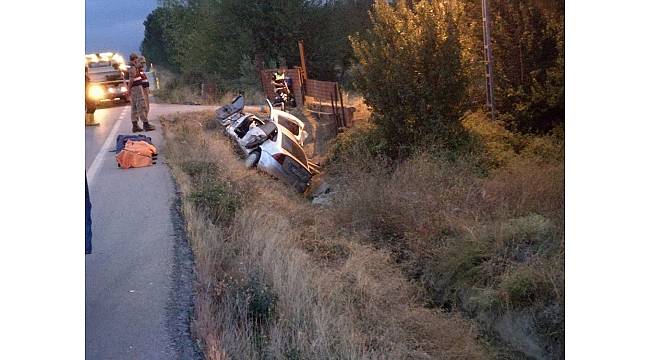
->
[490,0,564,133]
[351,0,468,156]
[141,7,180,72]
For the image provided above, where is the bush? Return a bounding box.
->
[241,274,277,324]
[500,265,555,308]
[181,161,241,223]
[326,122,389,168]
[187,183,240,224]
[350,0,468,157]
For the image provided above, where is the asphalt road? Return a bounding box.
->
[85,101,215,359]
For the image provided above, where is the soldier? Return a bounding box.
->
[128,53,155,132]
[138,56,150,117]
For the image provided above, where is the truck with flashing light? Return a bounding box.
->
[85,52,129,105]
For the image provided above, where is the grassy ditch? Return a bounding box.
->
[161,111,485,359]
[326,111,565,359]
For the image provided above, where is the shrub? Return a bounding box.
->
[180,160,219,178]
[350,0,468,157]
[326,122,389,168]
[187,182,240,224]
[462,110,520,169]
[242,274,277,324]
[500,265,555,308]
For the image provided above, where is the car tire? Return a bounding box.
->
[295,182,308,193]
[245,151,261,169]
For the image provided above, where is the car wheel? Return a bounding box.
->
[245,151,261,169]
[295,182,308,193]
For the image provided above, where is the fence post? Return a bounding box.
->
[337,83,347,127]
[330,91,341,132]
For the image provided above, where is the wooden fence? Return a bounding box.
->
[259,68,355,131]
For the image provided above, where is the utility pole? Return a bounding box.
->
[481,0,496,121]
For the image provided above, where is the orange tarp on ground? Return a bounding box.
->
[116,140,158,169]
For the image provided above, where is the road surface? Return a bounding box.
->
[85,101,215,359]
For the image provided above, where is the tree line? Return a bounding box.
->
[142,0,564,149]
[142,0,372,83]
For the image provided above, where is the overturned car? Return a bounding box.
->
[215,95,318,193]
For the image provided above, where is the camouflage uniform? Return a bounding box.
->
[138,56,150,115]
[128,64,148,125]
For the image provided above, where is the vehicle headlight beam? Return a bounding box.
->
[89,85,104,100]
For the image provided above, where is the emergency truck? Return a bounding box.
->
[85,52,129,105]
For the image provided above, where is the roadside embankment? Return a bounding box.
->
[161,111,485,359]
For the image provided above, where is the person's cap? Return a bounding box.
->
[129,53,139,61]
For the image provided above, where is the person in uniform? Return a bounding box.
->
[138,56,150,117]
[272,67,287,95]
[128,53,155,132]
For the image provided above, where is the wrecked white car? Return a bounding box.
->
[215,96,317,193]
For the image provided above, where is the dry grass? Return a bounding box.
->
[326,111,564,358]
[161,111,486,359]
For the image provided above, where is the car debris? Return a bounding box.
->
[310,180,334,206]
[214,95,319,193]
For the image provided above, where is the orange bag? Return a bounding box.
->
[116,140,158,169]
[124,140,157,156]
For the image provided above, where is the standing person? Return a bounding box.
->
[272,67,287,95]
[85,67,99,126]
[127,53,155,132]
[138,56,150,117]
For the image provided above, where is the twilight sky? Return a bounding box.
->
[85,0,158,56]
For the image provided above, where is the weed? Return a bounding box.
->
[187,182,240,223]
[500,266,555,309]
[181,160,219,179]
[243,275,277,324]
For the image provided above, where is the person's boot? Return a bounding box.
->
[132,122,144,132]
[143,122,156,132]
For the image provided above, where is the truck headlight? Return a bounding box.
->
[89,85,104,100]
[120,86,127,93]
[108,88,116,94]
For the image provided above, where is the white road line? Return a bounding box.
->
[87,109,127,185]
